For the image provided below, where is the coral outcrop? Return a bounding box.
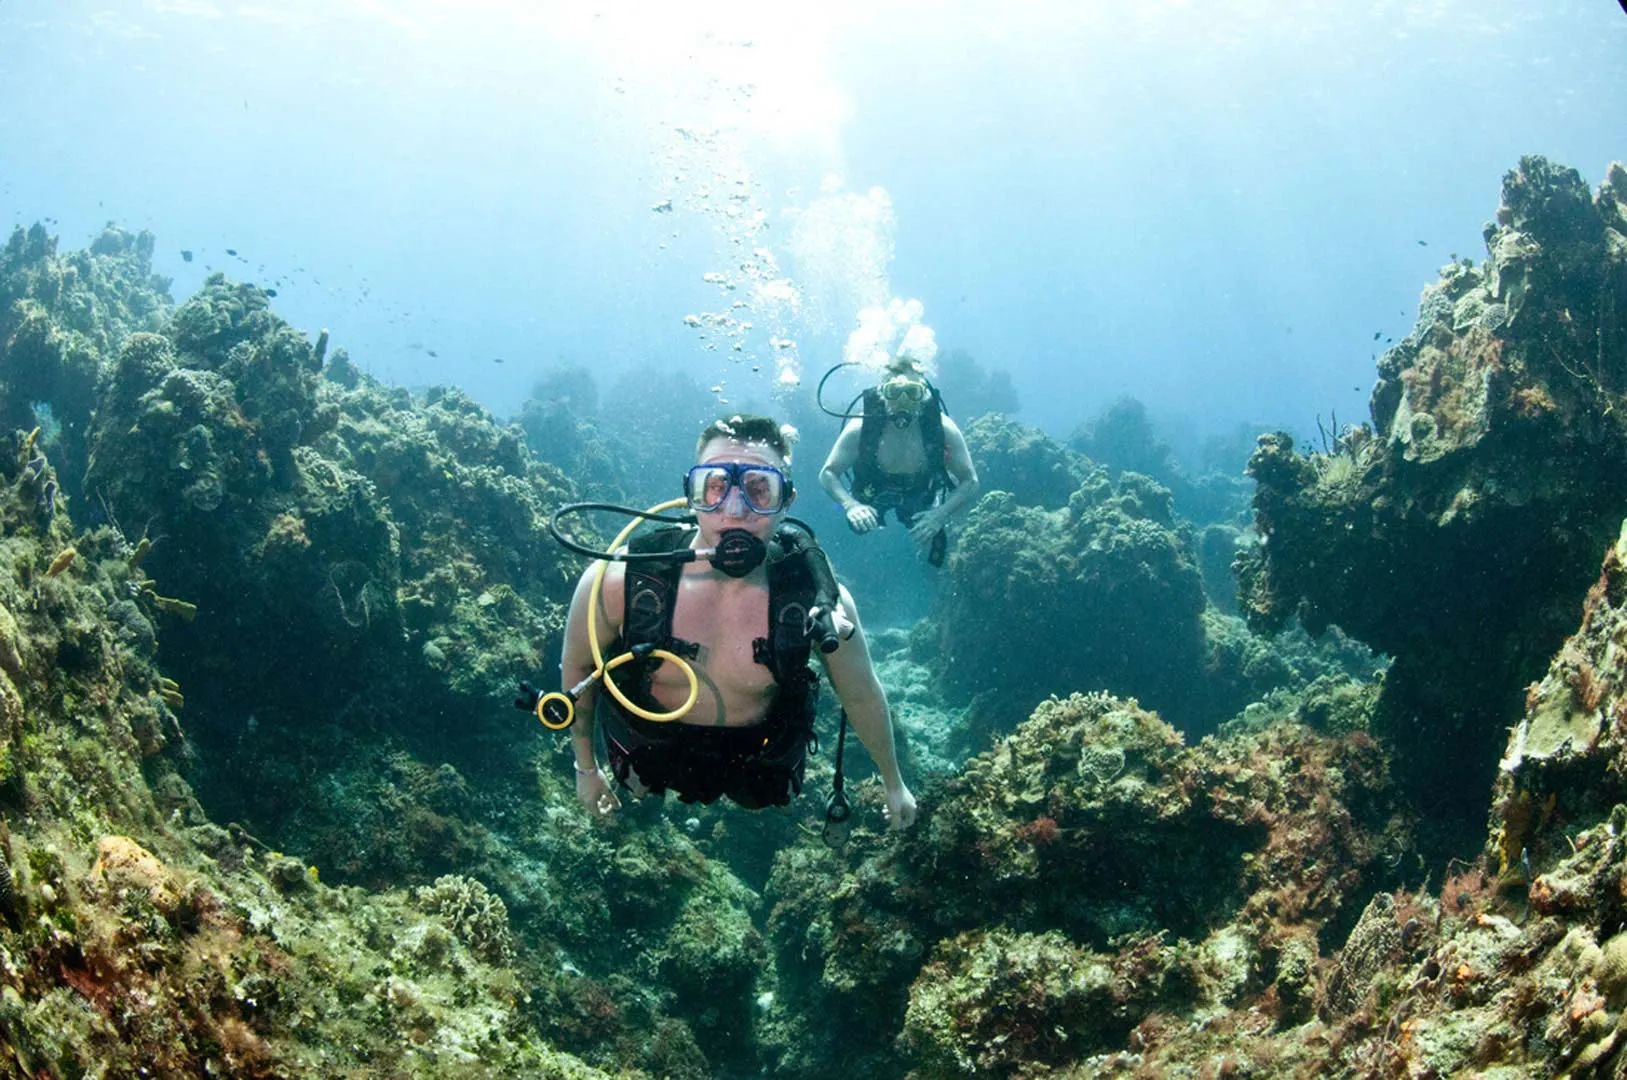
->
[1237,157,1627,854]
[934,418,1371,743]
[761,691,1408,1078]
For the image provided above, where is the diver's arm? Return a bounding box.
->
[818,420,865,510]
[560,558,625,816]
[936,417,981,519]
[908,418,980,545]
[820,584,917,830]
[820,421,878,532]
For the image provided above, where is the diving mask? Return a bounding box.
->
[684,462,792,515]
[879,377,929,412]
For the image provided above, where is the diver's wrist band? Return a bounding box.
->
[574,763,600,776]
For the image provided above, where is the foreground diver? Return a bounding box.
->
[818,357,979,567]
[550,414,917,831]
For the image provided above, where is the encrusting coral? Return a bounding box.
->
[1237,156,1627,860]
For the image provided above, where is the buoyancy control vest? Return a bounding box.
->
[599,523,834,807]
[852,386,950,504]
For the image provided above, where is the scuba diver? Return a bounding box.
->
[818,356,979,567]
[536,413,917,832]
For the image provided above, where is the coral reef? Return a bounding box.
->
[1071,396,1254,530]
[760,691,1409,1078]
[0,226,788,1079]
[935,415,1368,751]
[2,157,1624,1078]
[1110,502,1627,1078]
[70,273,584,889]
[0,224,171,495]
[0,433,624,1074]
[961,413,1093,511]
[936,475,1208,734]
[1236,157,1627,856]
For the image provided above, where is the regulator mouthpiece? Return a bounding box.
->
[711,529,766,578]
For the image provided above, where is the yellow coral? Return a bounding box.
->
[0,670,22,736]
[149,594,198,622]
[93,835,184,916]
[138,580,198,621]
[0,601,22,681]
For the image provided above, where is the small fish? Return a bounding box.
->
[651,199,673,213]
[265,288,278,298]
[45,547,76,577]
[492,357,504,364]
[226,248,238,256]
[1373,331,1381,340]
[1417,240,1428,246]
[427,350,439,358]
[1386,337,1393,344]
[180,250,193,262]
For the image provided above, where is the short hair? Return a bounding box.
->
[695,413,793,464]
[885,356,925,378]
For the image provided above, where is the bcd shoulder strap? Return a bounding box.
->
[853,387,886,488]
[617,526,696,703]
[758,526,839,689]
[919,390,949,484]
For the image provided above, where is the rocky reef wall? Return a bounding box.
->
[0,225,782,1077]
[1238,157,1627,857]
[931,414,1377,750]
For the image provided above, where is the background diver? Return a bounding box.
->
[547,413,918,831]
[818,356,980,567]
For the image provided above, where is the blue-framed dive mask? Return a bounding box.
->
[683,462,793,514]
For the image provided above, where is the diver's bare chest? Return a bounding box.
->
[875,428,928,474]
[665,575,774,697]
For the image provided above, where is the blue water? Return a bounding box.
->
[2,0,1623,451]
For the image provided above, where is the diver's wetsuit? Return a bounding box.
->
[595,525,825,809]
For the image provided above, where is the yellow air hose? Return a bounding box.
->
[536,498,700,729]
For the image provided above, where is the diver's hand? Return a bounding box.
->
[882,781,918,832]
[846,504,879,533]
[575,767,621,821]
[908,510,945,551]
